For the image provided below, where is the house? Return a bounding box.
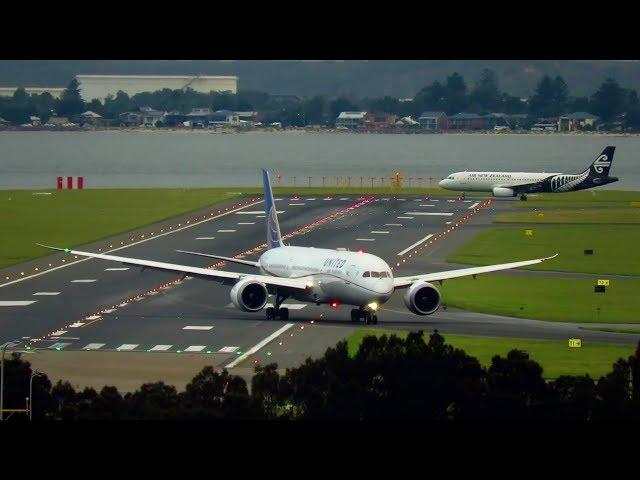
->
[30,115,41,126]
[531,118,558,131]
[119,111,143,127]
[234,111,261,125]
[447,113,486,130]
[209,110,240,126]
[558,112,599,131]
[367,112,398,130]
[482,113,510,129]
[139,106,167,127]
[396,116,419,127]
[335,111,368,129]
[418,111,448,130]
[45,116,70,126]
[164,110,187,127]
[79,110,106,127]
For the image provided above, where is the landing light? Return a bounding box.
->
[367,302,378,311]
[357,248,364,254]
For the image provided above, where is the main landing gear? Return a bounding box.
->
[351,307,378,325]
[266,291,289,320]
[519,194,528,201]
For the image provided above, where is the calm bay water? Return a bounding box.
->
[0,131,637,190]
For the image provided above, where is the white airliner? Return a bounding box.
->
[439,146,618,201]
[38,170,556,324]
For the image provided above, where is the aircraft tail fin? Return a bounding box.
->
[262,169,284,249]
[584,146,615,177]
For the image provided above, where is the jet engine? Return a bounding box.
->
[230,279,269,312]
[492,187,516,197]
[403,281,441,315]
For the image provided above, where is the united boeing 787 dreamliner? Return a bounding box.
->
[39,170,555,324]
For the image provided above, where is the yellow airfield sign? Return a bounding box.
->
[597,279,610,286]
[525,229,533,236]
[568,339,582,348]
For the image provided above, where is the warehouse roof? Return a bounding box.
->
[337,111,367,119]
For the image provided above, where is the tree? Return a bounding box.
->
[57,78,85,117]
[470,68,501,112]
[330,97,359,120]
[528,75,569,118]
[590,78,627,121]
[444,72,468,114]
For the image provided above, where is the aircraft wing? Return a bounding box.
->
[37,244,309,290]
[393,254,558,288]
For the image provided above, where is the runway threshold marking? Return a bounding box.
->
[397,234,434,256]
[1,200,265,289]
[0,300,37,306]
[51,330,67,336]
[48,342,71,350]
[117,344,138,351]
[184,345,206,352]
[149,344,172,351]
[219,346,239,353]
[226,323,295,368]
[83,343,105,350]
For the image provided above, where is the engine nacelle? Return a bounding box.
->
[230,279,269,312]
[403,281,441,316]
[492,187,516,197]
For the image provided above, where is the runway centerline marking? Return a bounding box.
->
[195,237,215,240]
[419,204,435,207]
[33,292,60,296]
[71,279,97,283]
[397,216,414,219]
[1,199,265,288]
[105,267,129,271]
[404,212,454,216]
[227,323,295,368]
[0,300,37,306]
[217,229,237,233]
[183,326,214,330]
[397,234,434,256]
[384,224,403,226]
[356,238,375,241]
[237,222,255,225]
[236,211,282,215]
[288,203,305,206]
[371,231,390,234]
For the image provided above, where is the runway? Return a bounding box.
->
[1,194,639,376]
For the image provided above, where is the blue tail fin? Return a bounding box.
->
[583,146,615,177]
[262,169,284,249]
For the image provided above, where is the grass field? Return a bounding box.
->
[447,225,640,275]
[515,190,640,209]
[437,274,640,323]
[347,329,637,379]
[1,186,449,269]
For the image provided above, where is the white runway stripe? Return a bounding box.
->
[237,222,255,225]
[397,234,434,256]
[356,238,375,241]
[447,200,455,202]
[397,216,414,219]
[468,202,480,209]
[85,315,101,320]
[265,303,307,310]
[289,203,305,206]
[227,323,295,368]
[49,342,71,350]
[71,279,97,283]
[446,222,452,225]
[149,344,172,351]
[217,229,236,233]
[371,231,390,234]
[0,300,36,306]
[219,346,239,353]
[184,345,206,352]
[105,267,129,271]
[340,197,349,200]
[69,322,85,328]
[384,223,403,226]
[419,204,435,207]
[33,292,60,296]
[404,212,454,216]
[51,330,67,336]
[183,326,214,330]
[196,237,215,240]
[103,309,117,313]
[306,198,316,200]
[117,344,138,351]
[236,211,283,215]
[83,343,105,350]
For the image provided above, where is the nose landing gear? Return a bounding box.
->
[519,194,528,201]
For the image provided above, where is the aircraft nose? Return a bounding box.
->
[439,179,447,187]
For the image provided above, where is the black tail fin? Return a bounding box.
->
[584,146,615,177]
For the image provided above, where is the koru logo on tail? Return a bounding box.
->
[593,154,610,174]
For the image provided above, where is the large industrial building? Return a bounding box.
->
[76,75,238,101]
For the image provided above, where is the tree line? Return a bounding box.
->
[1,71,640,128]
[4,331,640,421]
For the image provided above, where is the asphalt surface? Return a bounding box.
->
[1,194,639,378]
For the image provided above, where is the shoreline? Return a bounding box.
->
[0,127,636,137]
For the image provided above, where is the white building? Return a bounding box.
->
[0,87,65,98]
[76,75,238,101]
[335,111,368,128]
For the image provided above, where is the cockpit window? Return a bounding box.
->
[448,175,455,180]
[380,271,390,278]
[371,271,380,278]
[362,271,370,277]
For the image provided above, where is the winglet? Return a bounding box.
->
[540,253,559,262]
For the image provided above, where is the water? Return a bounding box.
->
[0,131,637,189]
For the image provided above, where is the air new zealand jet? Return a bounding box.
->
[439,146,619,200]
